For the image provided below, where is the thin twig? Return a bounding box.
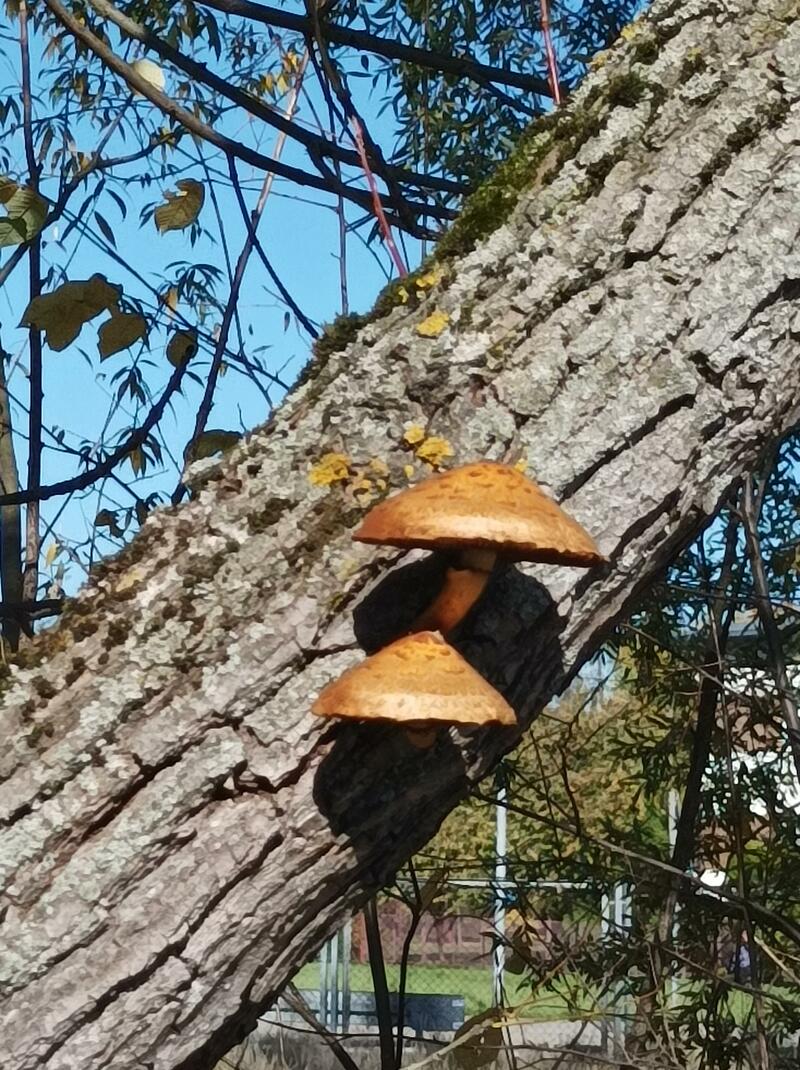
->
[364,897,397,1070]
[19,0,43,606]
[172,57,313,504]
[741,474,800,781]
[281,984,362,1070]
[0,341,24,651]
[0,356,192,508]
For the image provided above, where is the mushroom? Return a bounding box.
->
[312,630,515,747]
[353,461,605,634]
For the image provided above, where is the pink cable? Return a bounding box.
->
[351,116,408,277]
[539,0,562,106]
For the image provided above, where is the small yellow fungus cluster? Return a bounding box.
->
[308,452,350,487]
[402,425,454,471]
[396,265,446,306]
[416,309,450,338]
[307,453,393,506]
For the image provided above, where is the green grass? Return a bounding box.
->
[291,962,597,1020]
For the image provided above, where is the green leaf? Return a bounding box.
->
[0,176,48,248]
[154,179,204,233]
[21,274,121,351]
[98,311,147,359]
[94,211,116,248]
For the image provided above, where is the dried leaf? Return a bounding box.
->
[128,447,144,477]
[21,274,121,351]
[131,57,165,93]
[44,541,59,569]
[166,329,197,366]
[98,311,147,359]
[0,176,48,247]
[154,179,204,233]
[453,1010,504,1070]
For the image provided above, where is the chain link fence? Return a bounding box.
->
[253,876,628,1062]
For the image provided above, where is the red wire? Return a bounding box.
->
[351,116,408,277]
[539,0,562,107]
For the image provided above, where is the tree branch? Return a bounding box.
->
[84,0,465,200]
[41,0,450,236]
[198,0,552,97]
[741,474,800,781]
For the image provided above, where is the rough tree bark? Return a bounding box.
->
[3,0,800,1066]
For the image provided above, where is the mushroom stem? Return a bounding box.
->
[409,550,498,636]
[410,564,492,635]
[404,725,438,749]
[457,548,497,573]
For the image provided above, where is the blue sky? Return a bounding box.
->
[0,20,432,591]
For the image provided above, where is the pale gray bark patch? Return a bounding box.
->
[3,0,800,1066]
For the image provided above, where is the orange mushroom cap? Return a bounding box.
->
[312,631,516,727]
[353,462,604,567]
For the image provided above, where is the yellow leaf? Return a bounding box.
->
[276,72,289,94]
[368,458,389,477]
[130,57,165,93]
[185,429,240,463]
[98,311,147,359]
[166,329,197,366]
[403,425,426,446]
[403,464,415,479]
[161,286,178,320]
[308,452,350,487]
[44,541,59,569]
[154,178,204,233]
[416,436,453,469]
[0,176,48,248]
[416,309,449,338]
[21,274,121,351]
[514,457,528,472]
[396,285,409,305]
[129,447,144,476]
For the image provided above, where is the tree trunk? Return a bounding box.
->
[3,0,800,1066]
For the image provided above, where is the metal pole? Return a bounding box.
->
[330,931,340,1033]
[493,778,507,1006]
[341,920,352,1034]
[667,789,680,1010]
[320,938,330,1029]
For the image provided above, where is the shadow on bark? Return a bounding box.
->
[316,562,564,852]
